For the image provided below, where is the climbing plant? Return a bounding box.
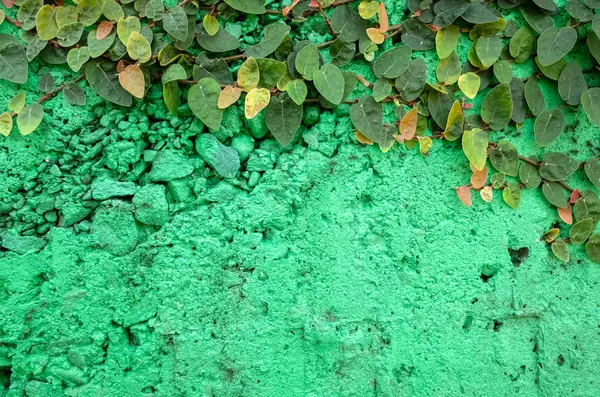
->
[1,0,600,263]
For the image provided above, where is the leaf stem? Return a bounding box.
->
[518,155,575,192]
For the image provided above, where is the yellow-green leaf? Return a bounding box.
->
[462,128,488,171]
[36,5,58,41]
[436,25,460,59]
[203,14,219,36]
[419,136,432,155]
[458,72,480,99]
[8,92,26,113]
[77,0,105,26]
[436,51,460,85]
[245,88,271,119]
[103,0,124,21]
[551,240,569,262]
[443,100,464,141]
[0,112,12,137]
[67,46,90,72]
[127,31,151,63]
[117,16,141,45]
[118,64,145,99]
[238,57,260,92]
[503,182,521,209]
[358,0,379,19]
[16,103,44,136]
[56,6,78,28]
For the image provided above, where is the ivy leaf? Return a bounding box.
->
[570,218,594,245]
[584,158,600,188]
[428,91,453,129]
[287,79,308,105]
[38,72,55,93]
[330,5,364,43]
[458,72,480,99]
[366,28,385,45]
[491,173,506,189]
[574,191,600,226]
[519,159,541,189]
[265,93,303,147]
[88,28,116,58]
[0,113,12,137]
[558,62,587,106]
[542,228,560,243]
[372,46,412,79]
[218,86,242,109]
[401,19,436,50]
[461,2,500,24]
[567,0,592,22]
[469,18,506,39]
[462,128,488,170]
[63,83,86,106]
[373,79,391,102]
[503,182,521,209]
[551,240,569,262]
[509,77,526,124]
[161,64,187,84]
[17,0,43,31]
[399,108,418,140]
[441,100,463,141]
[312,63,345,105]
[26,37,48,61]
[533,0,558,11]
[350,96,384,144]
[481,83,512,130]
[117,16,140,45]
[145,0,164,21]
[471,165,488,189]
[163,81,179,115]
[480,186,493,203]
[295,43,320,81]
[254,58,285,89]
[534,109,564,147]
[490,140,519,176]
[245,88,271,119]
[436,51,461,85]
[67,46,90,72]
[581,88,600,127]
[558,204,573,225]
[539,152,580,181]
[118,64,145,99]
[8,92,25,113]
[164,7,188,42]
[586,234,600,263]
[520,6,553,35]
[224,0,266,14]
[77,0,104,26]
[189,78,223,130]
[436,25,460,59]
[56,22,84,47]
[456,186,473,207]
[36,5,58,41]
[524,79,546,116]
[509,26,534,63]
[358,1,379,19]
[395,58,427,101]
[16,103,43,135]
[0,34,29,84]
[432,0,470,27]
[85,60,132,107]
[542,181,568,208]
[194,55,233,85]
[238,57,260,91]
[419,136,433,155]
[535,56,566,81]
[330,39,356,66]
[245,23,290,58]
[475,36,502,68]
[537,27,577,67]
[126,31,151,63]
[493,60,512,84]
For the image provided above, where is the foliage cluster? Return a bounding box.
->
[1,0,600,262]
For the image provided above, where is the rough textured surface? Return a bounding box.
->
[1,0,600,396]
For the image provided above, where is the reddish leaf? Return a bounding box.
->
[457,186,472,207]
[470,165,488,189]
[569,189,581,204]
[2,0,15,8]
[97,21,113,40]
[558,203,573,225]
[308,0,319,7]
[399,108,418,140]
[282,0,301,16]
[378,2,389,32]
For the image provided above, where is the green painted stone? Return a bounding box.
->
[231,134,255,162]
[168,177,194,202]
[1,234,45,254]
[149,151,194,182]
[132,184,169,226]
[196,134,240,179]
[60,202,92,227]
[91,179,137,200]
[91,205,139,256]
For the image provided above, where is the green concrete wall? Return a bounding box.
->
[1,0,600,396]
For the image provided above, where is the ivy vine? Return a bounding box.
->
[1,0,600,262]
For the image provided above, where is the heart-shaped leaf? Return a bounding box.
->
[537,27,577,66]
[265,93,303,147]
[245,88,271,119]
[188,78,223,130]
[534,109,565,147]
[313,63,345,105]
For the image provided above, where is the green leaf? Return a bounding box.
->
[16,103,43,135]
[461,2,500,24]
[558,62,587,106]
[330,5,364,43]
[534,109,564,147]
[17,0,43,31]
[103,0,124,21]
[350,96,384,144]
[502,182,521,209]
[441,100,463,141]
[510,77,526,124]
[245,23,290,58]
[481,83,512,130]
[469,18,506,40]
[164,6,188,42]
[194,55,233,85]
[584,158,600,188]
[432,0,470,27]
[26,37,48,61]
[117,16,140,45]
[586,234,600,263]
[188,78,223,131]
[287,79,308,106]
[295,43,320,81]
[85,60,132,107]
[493,60,512,84]
[574,191,600,226]
[88,28,116,58]
[475,36,502,68]
[36,5,58,41]
[126,31,151,63]
[401,19,436,50]
[458,72,480,99]
[0,34,28,84]
[56,22,84,47]
[395,58,427,101]
[265,93,303,147]
[537,27,577,67]
[161,64,187,84]
[330,39,355,66]
[587,31,600,66]
[163,81,179,115]
[520,6,553,34]
[542,181,568,208]
[462,128,488,170]
[8,92,26,113]
[238,57,260,91]
[509,26,534,63]
[539,152,580,181]
[490,140,519,176]
[67,46,90,72]
[567,0,592,22]
[196,23,240,53]
[581,88,600,127]
[436,51,461,85]
[571,218,594,245]
[551,240,569,262]
[533,0,558,12]
[373,79,392,102]
[313,63,345,105]
[519,159,541,189]
[436,25,460,59]
[0,112,12,137]
[373,46,412,79]
[524,79,546,116]
[224,0,266,14]
[535,56,566,81]
[491,173,506,189]
[145,0,164,21]
[428,91,453,129]
[56,6,78,28]
[77,0,105,26]
[255,58,286,89]
[594,14,600,37]
[38,72,55,93]
[63,83,86,106]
